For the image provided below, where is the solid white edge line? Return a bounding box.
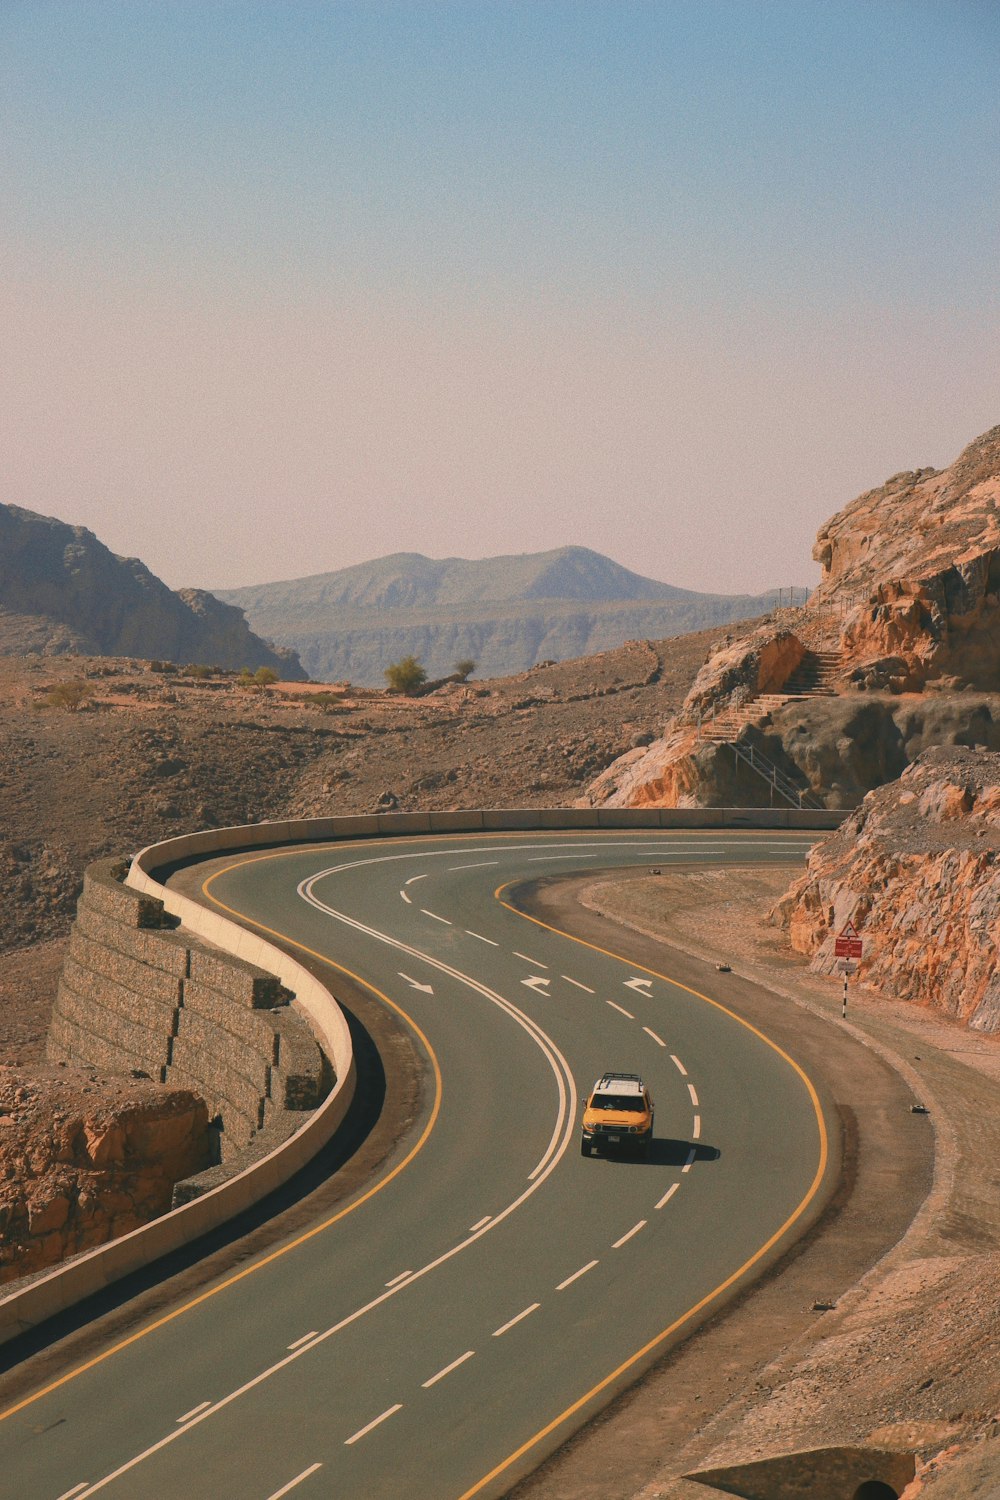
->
[513,952,547,967]
[421,909,452,924]
[671,1053,688,1076]
[266,1462,323,1499]
[421,1349,476,1388]
[655,1182,680,1209]
[556,1260,599,1291]
[385,1270,412,1287]
[493,1302,541,1337]
[693,1114,702,1139]
[562,975,595,993]
[612,1220,647,1249]
[345,1404,403,1445]
[287,1332,318,1351]
[688,1083,699,1107]
[176,1401,211,1424]
[466,930,499,945]
[643,1026,666,1046]
[607,1001,634,1018]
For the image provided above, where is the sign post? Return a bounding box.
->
[834,921,863,1017]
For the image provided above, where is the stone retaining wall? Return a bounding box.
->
[47,859,327,1198]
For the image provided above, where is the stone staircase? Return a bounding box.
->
[692,648,847,809]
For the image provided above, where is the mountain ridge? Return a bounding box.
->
[217,546,806,683]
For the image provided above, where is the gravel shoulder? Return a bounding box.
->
[506,862,999,1500]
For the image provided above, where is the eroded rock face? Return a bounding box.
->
[771,747,1000,1032]
[0,1065,210,1283]
[584,423,1000,810]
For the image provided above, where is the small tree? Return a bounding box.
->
[45,680,94,711]
[384,655,427,696]
[253,666,279,686]
[453,658,477,682]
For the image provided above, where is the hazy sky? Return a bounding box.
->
[3,2,998,595]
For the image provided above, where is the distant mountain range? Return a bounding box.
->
[217,547,808,684]
[0,504,305,676]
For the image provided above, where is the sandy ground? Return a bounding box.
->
[506,863,1000,1500]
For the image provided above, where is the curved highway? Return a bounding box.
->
[0,829,832,1500]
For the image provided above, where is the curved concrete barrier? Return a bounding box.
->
[0,805,844,1345]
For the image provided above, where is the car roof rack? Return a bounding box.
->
[596,1071,643,1087]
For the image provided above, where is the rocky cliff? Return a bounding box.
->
[0,504,305,677]
[0,1064,210,1282]
[585,423,1000,811]
[772,747,1000,1033]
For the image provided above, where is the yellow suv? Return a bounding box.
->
[581,1072,654,1159]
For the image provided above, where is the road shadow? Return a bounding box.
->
[648,1137,721,1166]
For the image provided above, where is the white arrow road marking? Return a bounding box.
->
[625,977,653,996]
[398,972,434,994]
[521,976,550,995]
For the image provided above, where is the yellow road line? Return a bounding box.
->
[0,854,443,1425]
[456,879,830,1500]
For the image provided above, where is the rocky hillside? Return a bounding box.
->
[217,546,804,684]
[584,424,1000,812]
[772,746,1000,1033]
[0,504,305,677]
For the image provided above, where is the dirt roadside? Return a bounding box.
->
[506,864,1000,1500]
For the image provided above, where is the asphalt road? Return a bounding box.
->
[0,830,836,1500]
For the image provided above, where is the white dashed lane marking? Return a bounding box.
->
[513,952,547,967]
[404,874,428,885]
[556,1260,598,1291]
[422,1350,476,1388]
[176,1401,211,1424]
[466,930,499,946]
[671,1054,688,1076]
[267,1463,323,1499]
[345,1405,403,1445]
[687,1083,699,1107]
[493,1303,540,1337]
[642,1026,666,1046]
[606,1001,634,1018]
[400,890,411,904]
[56,1485,88,1500]
[448,862,499,871]
[286,1332,317,1351]
[420,909,452,925]
[562,975,595,993]
[469,1216,491,1232]
[656,1183,680,1209]
[385,1270,412,1288]
[692,1114,702,1140]
[612,1220,646,1249]
[683,1147,696,1172]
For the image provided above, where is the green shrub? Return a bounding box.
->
[45,680,94,711]
[384,655,427,695]
[253,666,279,686]
[453,658,477,682]
[186,664,212,679]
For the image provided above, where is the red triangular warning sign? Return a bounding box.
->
[838,920,860,938]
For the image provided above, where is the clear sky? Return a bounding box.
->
[2,1,998,595]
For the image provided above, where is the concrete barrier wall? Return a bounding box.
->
[0,804,844,1347]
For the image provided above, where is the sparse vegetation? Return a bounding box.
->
[454,658,477,681]
[253,666,279,686]
[44,680,94,712]
[185,664,212,680]
[384,656,427,695]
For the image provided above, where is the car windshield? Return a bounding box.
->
[592,1094,642,1112]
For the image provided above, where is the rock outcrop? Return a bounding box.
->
[584,423,1000,811]
[0,1065,210,1283]
[771,747,1000,1032]
[0,503,305,677]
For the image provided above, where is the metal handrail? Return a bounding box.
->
[727,739,824,810]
